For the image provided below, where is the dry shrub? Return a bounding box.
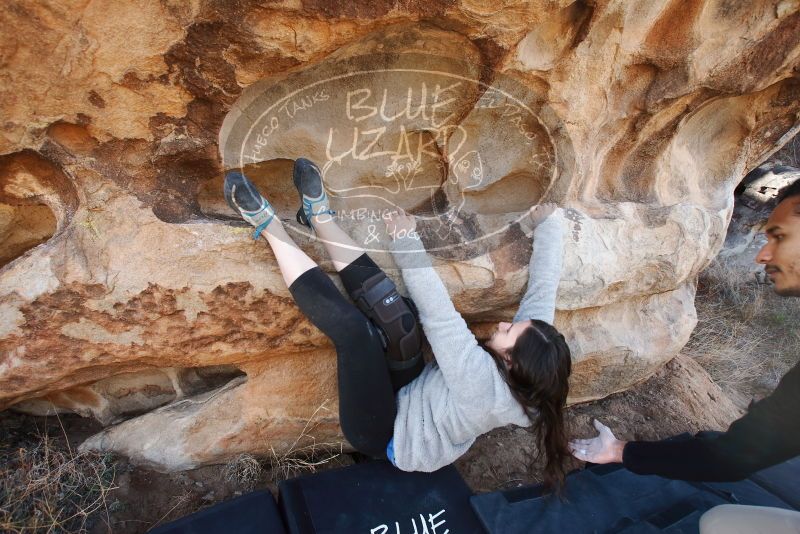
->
[0,426,117,534]
[684,310,768,390]
[686,258,800,402]
[696,259,765,319]
[223,454,263,490]
[220,401,345,487]
[268,401,344,482]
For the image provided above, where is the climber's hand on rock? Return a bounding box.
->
[529,203,558,227]
[569,419,626,464]
[385,211,416,240]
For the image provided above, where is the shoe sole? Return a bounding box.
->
[224,171,264,213]
[292,158,324,226]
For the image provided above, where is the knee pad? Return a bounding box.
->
[351,272,423,370]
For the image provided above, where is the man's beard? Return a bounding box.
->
[765,266,800,297]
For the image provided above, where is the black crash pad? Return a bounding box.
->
[470,464,726,534]
[148,490,286,534]
[748,455,800,510]
[278,460,485,534]
[470,458,800,534]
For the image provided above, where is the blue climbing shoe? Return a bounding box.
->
[293,158,335,227]
[223,170,275,239]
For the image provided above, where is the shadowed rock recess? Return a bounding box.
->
[1,1,798,471]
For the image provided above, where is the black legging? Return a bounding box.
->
[288,254,423,458]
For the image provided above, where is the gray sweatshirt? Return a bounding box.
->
[388,210,565,472]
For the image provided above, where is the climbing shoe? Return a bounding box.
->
[223,170,275,240]
[293,158,335,227]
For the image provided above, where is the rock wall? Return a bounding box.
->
[717,163,800,279]
[1,0,798,470]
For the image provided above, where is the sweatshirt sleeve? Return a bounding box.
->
[389,235,508,407]
[513,209,565,324]
[623,361,800,481]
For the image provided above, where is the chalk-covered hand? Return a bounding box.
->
[569,419,627,464]
[385,211,416,240]
[528,203,558,228]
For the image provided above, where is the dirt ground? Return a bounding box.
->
[456,354,743,493]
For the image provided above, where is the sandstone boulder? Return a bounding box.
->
[0,1,798,470]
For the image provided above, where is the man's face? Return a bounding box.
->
[756,196,800,296]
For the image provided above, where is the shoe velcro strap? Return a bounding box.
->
[303,195,335,211]
[242,201,274,227]
[311,208,336,217]
[252,215,274,239]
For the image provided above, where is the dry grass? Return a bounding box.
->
[267,401,344,482]
[223,454,263,490]
[146,491,193,532]
[222,401,345,487]
[685,258,800,404]
[0,419,117,534]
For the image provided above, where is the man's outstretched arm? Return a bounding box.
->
[571,362,800,482]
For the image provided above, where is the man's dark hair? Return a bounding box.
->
[777,177,800,203]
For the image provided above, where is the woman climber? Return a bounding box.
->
[223,158,572,488]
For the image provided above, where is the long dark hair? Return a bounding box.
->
[484,319,572,490]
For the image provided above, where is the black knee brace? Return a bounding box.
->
[351,272,423,371]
